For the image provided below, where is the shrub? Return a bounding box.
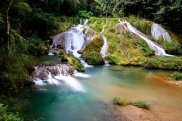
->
[171,72,182,80]
[165,41,182,55]
[113,96,129,106]
[113,96,150,109]
[77,10,93,19]
[132,101,150,109]
[0,103,23,121]
[83,52,103,65]
[144,57,182,70]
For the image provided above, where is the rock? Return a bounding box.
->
[32,64,75,80]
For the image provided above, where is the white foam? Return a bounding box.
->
[73,72,90,78]
[55,75,85,92]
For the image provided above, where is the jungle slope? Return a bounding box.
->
[81,16,182,71]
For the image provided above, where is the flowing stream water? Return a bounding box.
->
[22,56,182,121]
[119,20,172,56]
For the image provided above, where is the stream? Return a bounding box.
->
[21,56,182,121]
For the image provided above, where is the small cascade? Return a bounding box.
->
[52,19,93,67]
[100,19,110,66]
[32,64,85,92]
[151,23,171,42]
[119,20,172,56]
[48,45,54,55]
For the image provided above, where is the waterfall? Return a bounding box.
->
[32,64,85,92]
[100,19,110,66]
[119,20,172,56]
[52,19,93,67]
[100,29,108,58]
[151,23,171,42]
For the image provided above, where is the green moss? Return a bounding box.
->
[85,17,182,68]
[165,41,182,55]
[59,50,84,72]
[144,57,182,70]
[132,101,150,109]
[171,72,182,80]
[113,97,150,110]
[83,52,103,65]
[82,34,104,65]
[132,40,154,56]
[83,35,103,54]
[113,96,129,106]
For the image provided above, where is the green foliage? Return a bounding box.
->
[113,96,129,106]
[113,96,150,109]
[27,37,42,56]
[59,50,84,72]
[77,10,93,19]
[132,101,150,109]
[132,40,154,56]
[171,72,182,81]
[144,57,182,70]
[83,52,103,65]
[22,8,59,39]
[165,41,182,55]
[0,30,34,93]
[0,103,23,121]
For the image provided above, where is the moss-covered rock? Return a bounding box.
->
[144,57,182,70]
[59,50,84,72]
[83,52,103,65]
[82,34,104,65]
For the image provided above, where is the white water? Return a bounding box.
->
[73,71,90,78]
[54,75,85,92]
[119,20,172,56]
[48,52,54,56]
[32,64,85,92]
[100,20,110,66]
[100,29,108,58]
[151,23,171,42]
[52,19,93,68]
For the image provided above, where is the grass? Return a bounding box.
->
[132,101,150,109]
[144,57,182,70]
[171,72,182,80]
[113,96,150,109]
[113,96,129,106]
[86,17,182,68]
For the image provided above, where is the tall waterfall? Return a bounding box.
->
[119,20,172,56]
[100,20,110,66]
[151,23,171,42]
[52,19,93,67]
[100,29,108,59]
[32,64,86,92]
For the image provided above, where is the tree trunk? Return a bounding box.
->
[5,0,14,53]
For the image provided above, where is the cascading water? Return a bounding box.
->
[119,20,172,56]
[151,23,171,42]
[100,20,110,66]
[32,64,86,92]
[52,19,93,67]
